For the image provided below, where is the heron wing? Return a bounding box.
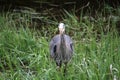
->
[70,43,73,51]
[50,40,55,58]
[65,35,74,52]
[49,35,60,58]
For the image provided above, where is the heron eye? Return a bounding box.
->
[54,45,57,53]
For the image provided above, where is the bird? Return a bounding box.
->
[49,23,74,74]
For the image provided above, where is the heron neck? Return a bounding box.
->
[60,34,65,57]
[60,34,66,59]
[60,34,65,45]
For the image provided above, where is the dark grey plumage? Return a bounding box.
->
[49,23,73,74]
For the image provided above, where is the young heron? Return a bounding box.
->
[49,23,73,74]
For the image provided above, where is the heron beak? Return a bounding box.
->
[59,28,64,34]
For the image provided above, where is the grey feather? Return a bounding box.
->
[49,34,73,63]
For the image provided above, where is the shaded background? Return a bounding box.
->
[0,0,120,12]
[0,0,120,33]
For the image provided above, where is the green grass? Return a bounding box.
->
[0,8,120,80]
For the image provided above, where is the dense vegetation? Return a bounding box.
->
[0,5,120,80]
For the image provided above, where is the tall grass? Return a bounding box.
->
[0,8,120,80]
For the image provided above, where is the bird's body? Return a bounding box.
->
[49,23,73,74]
[50,34,73,66]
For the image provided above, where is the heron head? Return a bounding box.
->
[58,23,65,34]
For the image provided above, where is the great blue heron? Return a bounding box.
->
[49,23,73,74]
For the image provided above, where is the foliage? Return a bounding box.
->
[0,7,120,80]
